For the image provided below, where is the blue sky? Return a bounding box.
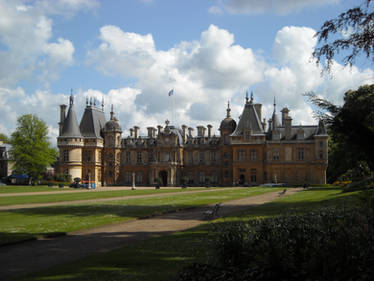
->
[0,0,373,144]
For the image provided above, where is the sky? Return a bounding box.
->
[1,0,373,145]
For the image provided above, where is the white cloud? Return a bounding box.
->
[211,0,339,15]
[208,6,223,15]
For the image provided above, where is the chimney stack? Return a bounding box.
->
[134,126,140,138]
[197,126,206,137]
[281,107,290,126]
[130,128,134,137]
[207,124,212,138]
[157,125,163,135]
[147,127,156,138]
[182,125,188,140]
[188,127,194,138]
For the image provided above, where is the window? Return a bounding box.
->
[125,151,130,163]
[125,171,131,184]
[148,151,154,162]
[298,148,304,160]
[200,151,205,163]
[211,151,216,162]
[109,153,113,159]
[188,151,193,163]
[188,171,194,184]
[245,131,251,140]
[137,152,142,163]
[250,168,257,183]
[238,149,246,161]
[264,171,267,181]
[319,150,324,159]
[272,149,280,160]
[211,171,218,184]
[63,150,69,162]
[224,170,229,178]
[136,171,143,184]
[199,172,205,184]
[164,152,170,161]
[319,141,323,148]
[250,149,257,160]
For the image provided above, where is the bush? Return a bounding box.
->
[179,207,374,281]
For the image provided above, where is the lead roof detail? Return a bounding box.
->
[60,94,82,138]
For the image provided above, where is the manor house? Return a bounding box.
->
[57,93,328,187]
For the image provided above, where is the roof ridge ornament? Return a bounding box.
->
[250,90,254,104]
[245,91,249,104]
[69,89,74,106]
[110,104,114,120]
[227,100,231,118]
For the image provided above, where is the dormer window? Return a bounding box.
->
[245,130,251,140]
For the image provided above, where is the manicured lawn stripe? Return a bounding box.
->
[0,186,76,193]
[0,187,276,245]
[0,188,214,206]
[18,187,364,281]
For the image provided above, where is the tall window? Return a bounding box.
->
[250,149,257,160]
[137,152,142,163]
[238,149,246,161]
[188,151,193,163]
[272,149,280,160]
[164,152,170,161]
[319,150,324,159]
[148,151,154,162]
[125,171,131,184]
[136,171,143,184]
[63,150,69,162]
[211,151,216,162]
[245,131,251,140]
[250,168,257,183]
[298,148,304,160]
[199,171,205,184]
[200,151,205,163]
[125,151,130,163]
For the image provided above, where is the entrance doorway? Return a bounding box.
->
[239,174,245,185]
[159,170,168,186]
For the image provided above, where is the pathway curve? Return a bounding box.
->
[0,188,301,281]
[0,187,239,211]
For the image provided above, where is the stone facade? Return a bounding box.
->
[57,93,328,187]
[0,141,13,179]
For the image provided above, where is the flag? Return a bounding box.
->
[168,89,174,96]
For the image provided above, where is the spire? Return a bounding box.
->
[110,104,114,120]
[271,96,280,129]
[250,91,254,104]
[101,96,104,110]
[86,97,88,107]
[245,91,249,104]
[273,96,276,111]
[226,100,231,118]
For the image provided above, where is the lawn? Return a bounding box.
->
[0,187,275,246]
[0,185,77,193]
[0,187,214,206]
[16,187,368,281]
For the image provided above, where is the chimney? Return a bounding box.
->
[262,118,267,131]
[268,119,273,132]
[197,126,206,137]
[281,107,290,126]
[134,126,140,138]
[188,127,194,138]
[129,128,134,137]
[254,104,262,121]
[207,124,212,138]
[284,117,292,139]
[59,104,67,135]
[157,125,163,135]
[182,125,188,140]
[147,127,156,138]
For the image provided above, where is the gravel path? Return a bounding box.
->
[0,188,301,281]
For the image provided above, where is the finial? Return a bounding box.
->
[250,91,254,103]
[245,91,249,103]
[89,97,92,106]
[69,89,74,106]
[86,97,88,106]
[101,96,104,110]
[226,100,231,118]
[93,98,96,106]
[110,104,114,120]
[165,119,170,126]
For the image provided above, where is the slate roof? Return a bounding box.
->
[60,104,82,138]
[79,106,107,138]
[267,125,318,140]
[231,101,264,136]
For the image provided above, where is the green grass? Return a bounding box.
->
[0,187,213,206]
[0,187,275,246]
[17,187,369,281]
[0,185,77,193]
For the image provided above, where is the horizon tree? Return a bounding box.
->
[9,114,57,182]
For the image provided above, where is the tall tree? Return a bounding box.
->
[9,114,57,182]
[314,0,374,72]
[306,85,374,179]
[0,133,8,143]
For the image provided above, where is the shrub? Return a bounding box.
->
[179,207,374,281]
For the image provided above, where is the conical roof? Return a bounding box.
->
[79,106,106,138]
[60,97,82,138]
[231,94,264,136]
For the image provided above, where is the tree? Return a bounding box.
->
[314,0,374,72]
[0,133,8,143]
[306,85,374,181]
[9,114,58,182]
